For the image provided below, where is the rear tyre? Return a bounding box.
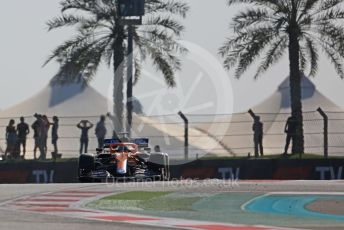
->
[148,153,170,181]
[78,154,95,182]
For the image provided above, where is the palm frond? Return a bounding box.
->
[60,0,94,12]
[234,37,273,78]
[298,0,321,21]
[315,8,344,22]
[232,8,273,32]
[320,42,344,79]
[53,38,110,84]
[133,57,142,85]
[47,15,88,31]
[228,0,290,15]
[315,0,344,14]
[154,57,175,87]
[317,22,344,55]
[305,37,319,77]
[47,0,188,88]
[220,0,344,81]
[61,0,116,18]
[146,0,189,18]
[299,46,307,74]
[43,35,91,66]
[142,41,177,87]
[219,26,279,77]
[255,36,288,79]
[144,16,184,36]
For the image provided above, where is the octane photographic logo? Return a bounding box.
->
[105,177,239,190]
[107,41,234,164]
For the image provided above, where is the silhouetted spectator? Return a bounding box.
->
[284,115,298,155]
[95,115,107,148]
[51,116,59,154]
[17,117,30,159]
[5,119,17,158]
[77,120,93,154]
[42,115,50,155]
[32,114,46,160]
[32,116,40,160]
[252,116,264,157]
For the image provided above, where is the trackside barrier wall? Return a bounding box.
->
[170,159,344,180]
[0,160,78,184]
[0,159,344,183]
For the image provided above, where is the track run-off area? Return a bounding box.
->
[0,180,344,230]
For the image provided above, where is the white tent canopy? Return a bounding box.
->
[2,75,341,159]
[0,79,227,159]
[217,76,344,156]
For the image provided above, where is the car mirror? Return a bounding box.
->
[96,148,103,152]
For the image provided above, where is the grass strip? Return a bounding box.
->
[102,191,171,201]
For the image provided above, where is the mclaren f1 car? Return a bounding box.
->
[78,138,170,182]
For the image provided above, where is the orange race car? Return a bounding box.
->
[78,138,169,182]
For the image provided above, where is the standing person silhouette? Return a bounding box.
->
[252,116,264,157]
[32,115,40,160]
[51,116,59,154]
[77,120,93,154]
[17,117,30,159]
[42,115,50,155]
[5,119,17,159]
[284,115,298,155]
[95,115,107,148]
[32,114,46,160]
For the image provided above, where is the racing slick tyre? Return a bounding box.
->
[148,153,170,181]
[78,154,95,182]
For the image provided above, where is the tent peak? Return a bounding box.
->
[278,75,315,91]
[49,74,88,87]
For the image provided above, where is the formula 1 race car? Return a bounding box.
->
[78,138,170,182]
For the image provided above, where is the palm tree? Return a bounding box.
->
[219,0,344,154]
[44,0,189,135]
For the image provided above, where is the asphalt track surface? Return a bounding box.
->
[0,181,344,230]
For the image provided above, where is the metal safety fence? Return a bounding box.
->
[0,109,342,159]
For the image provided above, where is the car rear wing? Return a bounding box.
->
[132,138,149,148]
[104,138,122,145]
[103,138,149,148]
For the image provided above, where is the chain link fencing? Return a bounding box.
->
[0,110,341,159]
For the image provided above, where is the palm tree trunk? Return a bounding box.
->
[288,30,305,154]
[126,25,134,137]
[113,31,125,137]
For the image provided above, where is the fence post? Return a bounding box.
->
[178,111,189,160]
[248,109,258,158]
[248,109,256,119]
[317,108,328,158]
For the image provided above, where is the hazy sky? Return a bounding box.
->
[1,0,344,114]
